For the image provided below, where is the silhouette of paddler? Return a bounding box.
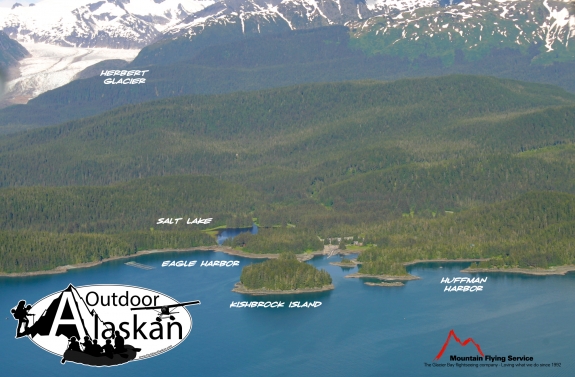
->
[11,300,32,337]
[92,339,103,355]
[103,339,115,359]
[81,336,94,354]
[67,336,81,352]
[113,330,126,353]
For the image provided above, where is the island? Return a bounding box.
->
[330,257,360,267]
[232,253,334,295]
[345,272,420,281]
[364,282,404,287]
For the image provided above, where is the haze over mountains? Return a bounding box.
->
[0,0,573,121]
[1,75,575,273]
[0,0,215,48]
[0,29,27,68]
[1,0,575,274]
[1,0,573,55]
[1,23,575,134]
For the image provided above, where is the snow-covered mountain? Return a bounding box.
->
[348,0,575,62]
[160,0,444,39]
[1,0,573,55]
[0,0,215,48]
[0,0,446,48]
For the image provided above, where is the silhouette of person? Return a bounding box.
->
[103,339,115,359]
[92,339,103,355]
[113,330,126,353]
[81,336,93,354]
[11,301,32,337]
[68,336,81,352]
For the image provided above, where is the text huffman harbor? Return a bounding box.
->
[441,277,487,292]
[434,330,484,361]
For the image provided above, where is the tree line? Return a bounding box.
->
[240,253,332,290]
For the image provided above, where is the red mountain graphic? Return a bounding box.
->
[434,330,485,361]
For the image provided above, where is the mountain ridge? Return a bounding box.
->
[1,0,573,56]
[0,30,28,68]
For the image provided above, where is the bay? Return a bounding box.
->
[1,251,574,376]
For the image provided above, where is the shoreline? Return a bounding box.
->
[345,273,421,281]
[462,265,575,276]
[231,282,335,295]
[8,252,573,279]
[403,258,490,266]
[342,259,491,280]
[0,245,284,278]
[364,282,404,287]
[329,259,359,267]
[330,262,358,267]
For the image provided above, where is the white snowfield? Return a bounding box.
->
[4,43,139,104]
[1,0,574,103]
[366,0,438,12]
[0,0,215,47]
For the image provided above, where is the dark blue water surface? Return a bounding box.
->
[216,224,258,244]
[2,252,574,377]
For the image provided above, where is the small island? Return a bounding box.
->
[364,282,404,287]
[232,253,334,295]
[330,257,359,267]
[345,272,421,281]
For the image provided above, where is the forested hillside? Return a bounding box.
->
[1,76,572,189]
[358,192,575,275]
[223,228,323,254]
[2,75,575,273]
[2,26,575,133]
[0,230,214,273]
[0,175,257,232]
[0,175,258,273]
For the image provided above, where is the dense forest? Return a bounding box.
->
[223,228,323,254]
[0,175,257,232]
[0,230,213,273]
[1,76,575,273]
[3,26,575,133]
[239,253,332,290]
[358,192,575,274]
[0,76,572,191]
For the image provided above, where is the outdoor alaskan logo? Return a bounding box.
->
[10,284,200,367]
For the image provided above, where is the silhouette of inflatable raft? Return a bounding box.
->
[61,345,140,366]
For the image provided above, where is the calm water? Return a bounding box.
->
[1,252,574,377]
[216,224,258,244]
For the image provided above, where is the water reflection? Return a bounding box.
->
[216,223,258,245]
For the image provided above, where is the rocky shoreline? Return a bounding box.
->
[364,282,405,287]
[329,259,360,267]
[402,258,490,266]
[0,245,283,278]
[9,249,571,279]
[462,265,575,276]
[345,272,421,281]
[231,282,335,295]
